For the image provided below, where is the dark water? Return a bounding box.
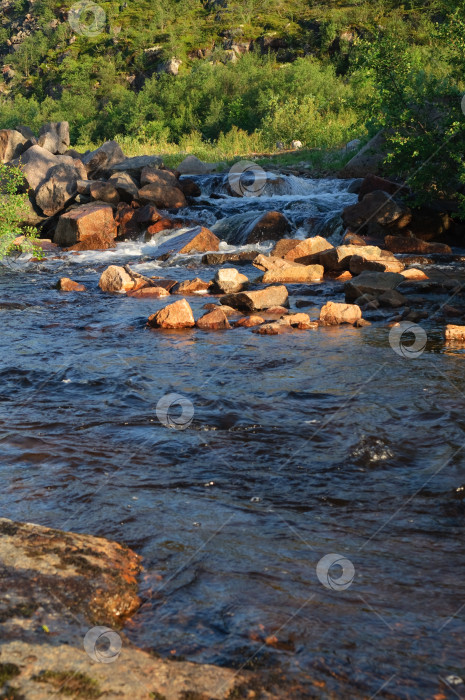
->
[1,175,465,699]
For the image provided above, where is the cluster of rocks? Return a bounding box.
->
[0,122,233,251]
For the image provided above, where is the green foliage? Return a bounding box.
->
[0,164,39,260]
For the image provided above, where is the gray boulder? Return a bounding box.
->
[38,121,70,155]
[81,141,126,179]
[0,129,29,163]
[339,131,387,178]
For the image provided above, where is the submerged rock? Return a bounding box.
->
[234,315,265,328]
[148,299,195,329]
[155,227,220,258]
[56,277,85,291]
[245,211,291,244]
[345,270,405,302]
[202,251,259,265]
[172,278,212,294]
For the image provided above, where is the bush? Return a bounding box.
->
[0,164,39,260]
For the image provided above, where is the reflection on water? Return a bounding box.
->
[1,174,464,699]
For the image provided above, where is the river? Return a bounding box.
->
[1,172,464,699]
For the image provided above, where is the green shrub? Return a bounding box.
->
[0,164,39,260]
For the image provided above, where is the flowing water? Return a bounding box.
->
[1,173,465,699]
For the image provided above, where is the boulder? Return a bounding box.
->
[56,277,85,291]
[377,289,407,308]
[272,238,301,258]
[179,177,201,198]
[213,268,249,293]
[384,235,452,255]
[202,251,259,265]
[54,203,117,250]
[358,175,402,201]
[108,172,139,201]
[115,204,141,240]
[234,315,265,328]
[400,268,429,281]
[89,181,120,206]
[349,252,404,274]
[253,254,301,272]
[280,312,315,329]
[320,301,362,325]
[133,203,162,225]
[110,155,164,178]
[196,308,231,329]
[220,285,289,313]
[81,141,126,178]
[282,236,333,264]
[127,286,170,298]
[148,299,195,329]
[245,211,291,244]
[262,264,324,284]
[138,183,187,209]
[445,325,465,341]
[34,162,81,216]
[140,167,178,188]
[10,145,77,191]
[172,278,212,294]
[99,265,143,293]
[319,245,385,272]
[344,270,405,302]
[342,191,411,230]
[15,125,36,140]
[338,131,387,178]
[176,155,219,175]
[148,277,178,291]
[146,218,183,237]
[155,227,220,257]
[253,321,293,335]
[38,121,70,155]
[342,231,368,246]
[0,129,28,163]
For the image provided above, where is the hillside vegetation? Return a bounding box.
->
[1,0,465,207]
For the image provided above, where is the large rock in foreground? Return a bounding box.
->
[0,517,247,699]
[345,270,404,302]
[99,265,147,293]
[221,285,289,312]
[54,203,117,250]
[148,299,195,328]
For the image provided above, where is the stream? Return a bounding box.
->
[1,172,465,699]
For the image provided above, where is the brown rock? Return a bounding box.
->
[148,299,195,329]
[399,268,429,281]
[115,203,140,240]
[127,286,170,298]
[221,285,289,313]
[320,301,362,325]
[155,227,220,257]
[55,203,117,250]
[172,278,212,294]
[245,211,291,243]
[213,268,249,293]
[179,177,202,198]
[345,270,404,302]
[262,265,324,284]
[204,303,241,317]
[342,231,368,246]
[253,321,292,335]
[140,167,178,188]
[56,277,85,291]
[280,313,316,329]
[138,183,187,209]
[377,289,407,308]
[133,203,162,225]
[384,235,452,254]
[354,318,372,328]
[349,252,404,274]
[342,191,411,230]
[89,181,120,206]
[445,325,465,341]
[271,238,301,258]
[320,245,385,272]
[253,254,301,272]
[99,265,142,293]
[196,308,231,329]
[108,172,139,202]
[358,175,401,201]
[283,236,333,264]
[202,251,259,265]
[326,270,353,281]
[148,278,178,291]
[264,306,289,315]
[234,315,265,327]
[146,218,183,237]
